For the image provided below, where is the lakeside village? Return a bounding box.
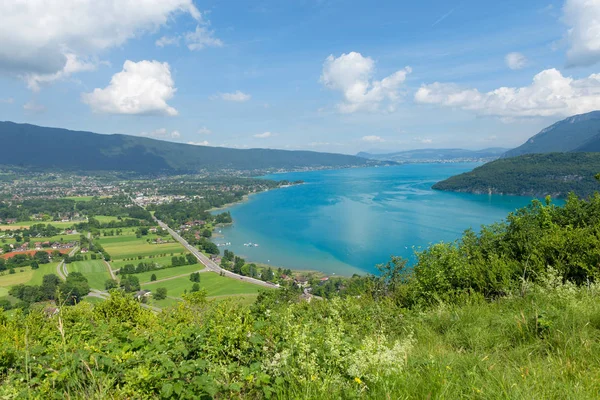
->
[0,173,336,301]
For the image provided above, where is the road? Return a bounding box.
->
[152,216,278,289]
[88,289,162,313]
[56,246,80,281]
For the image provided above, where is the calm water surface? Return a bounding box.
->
[213,164,535,275]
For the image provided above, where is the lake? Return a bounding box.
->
[212,164,535,276]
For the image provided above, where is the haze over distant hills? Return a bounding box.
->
[0,122,390,174]
[502,111,600,158]
[358,148,508,163]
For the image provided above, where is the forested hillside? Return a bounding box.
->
[432,152,600,197]
[0,122,386,173]
[502,111,600,158]
[2,185,600,398]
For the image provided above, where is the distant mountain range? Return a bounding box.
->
[357,148,508,163]
[434,111,600,197]
[0,122,390,174]
[502,111,600,158]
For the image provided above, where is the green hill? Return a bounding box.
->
[432,152,600,198]
[502,111,600,158]
[0,121,387,173]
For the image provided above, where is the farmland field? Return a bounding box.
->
[0,220,80,231]
[93,215,122,223]
[141,271,266,298]
[0,262,60,293]
[110,253,187,271]
[98,233,185,259]
[67,260,111,290]
[132,263,205,284]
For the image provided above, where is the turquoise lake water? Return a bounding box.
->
[213,164,536,276]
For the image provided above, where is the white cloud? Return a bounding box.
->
[197,127,212,135]
[254,131,273,138]
[82,60,178,116]
[414,138,433,144]
[414,68,600,118]
[23,101,46,114]
[361,135,385,143]
[564,0,600,67]
[141,128,181,139]
[188,141,210,146]
[0,98,14,104]
[215,91,252,102]
[185,25,223,50]
[156,36,181,47]
[505,52,528,70]
[320,52,412,113]
[156,24,222,51]
[0,0,201,88]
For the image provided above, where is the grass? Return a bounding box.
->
[93,215,122,223]
[67,260,111,290]
[0,262,59,296]
[141,271,267,298]
[82,296,105,304]
[64,196,95,202]
[110,253,187,271]
[0,220,78,231]
[130,263,206,284]
[98,233,185,259]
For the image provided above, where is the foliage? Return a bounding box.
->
[433,152,600,198]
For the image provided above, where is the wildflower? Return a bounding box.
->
[354,377,362,384]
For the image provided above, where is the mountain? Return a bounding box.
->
[502,111,600,158]
[432,152,600,198]
[357,148,508,163]
[0,121,389,174]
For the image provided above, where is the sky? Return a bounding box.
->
[1,0,600,154]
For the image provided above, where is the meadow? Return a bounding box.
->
[142,270,266,299]
[0,220,78,231]
[110,253,188,271]
[132,263,205,284]
[67,260,111,290]
[98,233,185,259]
[0,262,60,302]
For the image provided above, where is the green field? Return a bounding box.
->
[132,263,205,284]
[142,271,266,298]
[0,220,78,231]
[0,262,60,302]
[64,196,95,202]
[98,233,185,259]
[110,253,187,271]
[93,215,121,223]
[67,260,111,290]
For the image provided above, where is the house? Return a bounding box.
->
[149,227,158,233]
[5,218,17,224]
[320,277,329,282]
[193,220,206,226]
[134,290,152,301]
[80,248,89,253]
[44,307,60,317]
[295,277,310,288]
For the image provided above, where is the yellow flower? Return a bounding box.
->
[354,377,362,384]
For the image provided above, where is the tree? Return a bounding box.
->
[60,272,90,305]
[105,279,119,290]
[186,253,197,265]
[202,229,212,238]
[40,274,61,300]
[30,260,39,270]
[203,241,219,255]
[191,283,200,292]
[189,272,201,282]
[154,287,167,300]
[120,275,140,293]
[150,273,157,282]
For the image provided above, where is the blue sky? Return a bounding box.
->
[1,0,600,154]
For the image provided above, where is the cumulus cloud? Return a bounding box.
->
[141,128,181,139]
[215,91,252,102]
[156,36,181,47]
[197,127,212,135]
[0,0,201,88]
[564,0,600,67]
[188,140,210,146]
[361,135,385,143]
[82,60,178,116]
[414,68,600,118]
[320,52,412,113]
[254,132,273,138]
[505,52,528,70]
